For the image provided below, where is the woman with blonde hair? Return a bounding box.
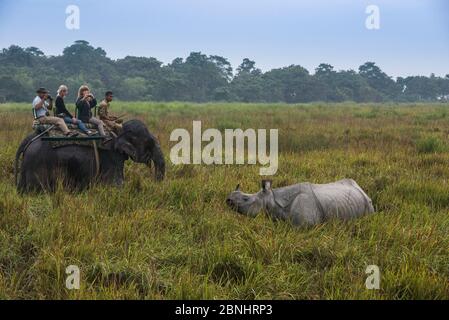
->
[75,85,106,136]
[55,85,93,135]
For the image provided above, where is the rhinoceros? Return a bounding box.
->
[226,179,374,226]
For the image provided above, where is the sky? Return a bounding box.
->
[0,0,448,77]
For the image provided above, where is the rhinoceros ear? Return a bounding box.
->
[261,179,272,191]
[235,184,241,191]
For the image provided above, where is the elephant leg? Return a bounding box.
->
[24,166,54,192]
[17,167,28,193]
[290,193,322,226]
[63,156,93,190]
[99,167,125,186]
[98,150,125,186]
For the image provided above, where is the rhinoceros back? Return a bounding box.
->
[310,179,373,221]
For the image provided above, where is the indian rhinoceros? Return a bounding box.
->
[226,179,374,226]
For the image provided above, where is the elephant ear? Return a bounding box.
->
[117,141,137,160]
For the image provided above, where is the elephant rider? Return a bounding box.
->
[98,91,123,134]
[33,87,78,137]
[76,85,106,137]
[55,85,94,136]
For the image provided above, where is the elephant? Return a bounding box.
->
[15,120,165,193]
[226,179,374,227]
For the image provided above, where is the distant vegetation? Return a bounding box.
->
[1,40,449,103]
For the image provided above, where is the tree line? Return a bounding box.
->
[1,40,448,103]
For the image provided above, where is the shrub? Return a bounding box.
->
[416,136,446,154]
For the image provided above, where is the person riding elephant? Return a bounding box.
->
[98,91,123,135]
[33,87,78,137]
[76,85,106,137]
[55,85,94,136]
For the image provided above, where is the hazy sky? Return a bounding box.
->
[0,0,448,77]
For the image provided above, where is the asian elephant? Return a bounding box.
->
[15,120,165,193]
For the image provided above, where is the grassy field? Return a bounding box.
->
[0,102,448,299]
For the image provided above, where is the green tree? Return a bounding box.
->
[358,62,399,100]
[0,41,446,103]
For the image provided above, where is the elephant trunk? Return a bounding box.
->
[150,143,165,181]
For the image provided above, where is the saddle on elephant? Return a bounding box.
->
[32,119,117,149]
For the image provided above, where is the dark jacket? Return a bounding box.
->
[76,97,97,123]
[55,96,73,118]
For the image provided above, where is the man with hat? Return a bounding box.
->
[33,87,78,137]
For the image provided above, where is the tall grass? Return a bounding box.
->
[0,102,448,299]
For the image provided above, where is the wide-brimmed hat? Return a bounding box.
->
[36,87,49,94]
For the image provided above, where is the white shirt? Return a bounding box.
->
[32,96,49,118]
